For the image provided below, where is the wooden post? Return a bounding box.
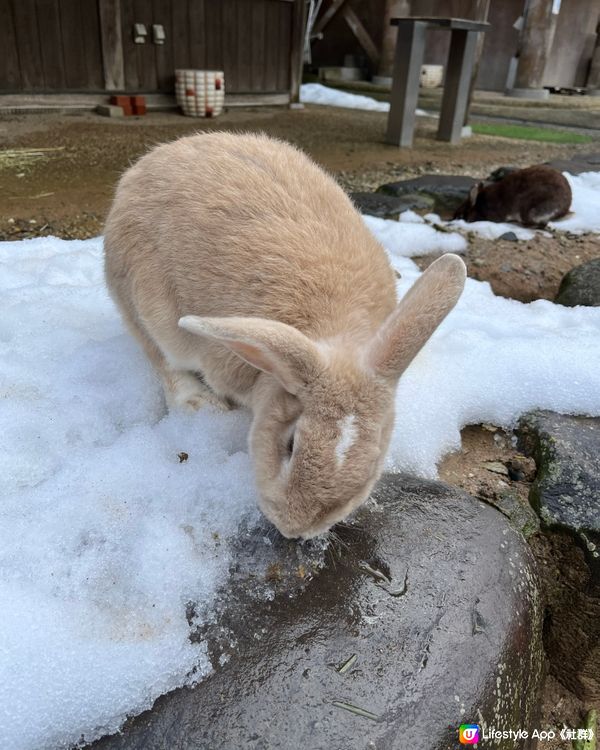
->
[378,0,411,80]
[437,29,479,143]
[587,20,600,95]
[463,0,491,124]
[98,0,125,91]
[289,0,308,104]
[509,0,557,99]
[385,21,426,147]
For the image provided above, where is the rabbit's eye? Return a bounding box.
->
[287,434,295,455]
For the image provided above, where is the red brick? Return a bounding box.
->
[130,95,146,106]
[109,95,131,107]
[132,104,147,116]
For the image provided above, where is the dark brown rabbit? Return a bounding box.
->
[453,165,572,228]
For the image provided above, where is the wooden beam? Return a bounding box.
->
[379,0,411,77]
[289,0,308,103]
[463,0,491,123]
[342,5,380,65]
[313,0,348,36]
[98,0,125,91]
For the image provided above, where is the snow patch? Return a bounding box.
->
[1,226,600,748]
[300,82,430,116]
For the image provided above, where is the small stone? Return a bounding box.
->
[482,461,509,476]
[472,258,485,267]
[499,231,519,242]
[7,218,15,224]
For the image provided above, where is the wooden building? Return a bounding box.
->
[311,0,600,93]
[0,0,306,105]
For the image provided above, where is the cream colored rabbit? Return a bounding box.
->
[104,132,465,539]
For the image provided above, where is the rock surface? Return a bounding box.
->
[89,474,543,750]
[518,411,600,578]
[518,412,600,704]
[545,152,600,175]
[377,175,476,214]
[555,258,600,307]
[350,191,432,218]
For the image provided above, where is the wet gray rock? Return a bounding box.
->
[555,258,600,307]
[377,175,476,214]
[518,411,600,578]
[545,153,600,175]
[499,231,519,242]
[350,191,432,218]
[89,475,543,750]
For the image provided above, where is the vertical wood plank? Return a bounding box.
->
[36,0,67,89]
[188,0,206,68]
[263,0,280,92]
[276,1,292,91]
[250,0,266,92]
[81,0,105,89]
[11,0,45,89]
[99,0,126,90]
[59,0,88,89]
[171,0,190,70]
[204,0,223,70]
[120,0,139,89]
[134,0,156,90]
[233,0,252,90]
[288,0,306,101]
[221,0,238,88]
[0,1,22,90]
[153,0,174,91]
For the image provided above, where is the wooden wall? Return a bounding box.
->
[543,0,600,87]
[0,0,105,91]
[0,0,303,96]
[309,0,600,91]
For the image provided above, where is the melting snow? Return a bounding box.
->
[300,82,431,116]
[2,165,600,748]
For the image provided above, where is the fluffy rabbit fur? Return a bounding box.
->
[104,133,466,539]
[453,165,571,227]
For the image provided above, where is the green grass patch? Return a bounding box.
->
[472,122,593,144]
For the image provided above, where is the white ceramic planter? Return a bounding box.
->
[175,69,225,117]
[420,65,444,88]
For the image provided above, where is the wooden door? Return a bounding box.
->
[0,0,105,92]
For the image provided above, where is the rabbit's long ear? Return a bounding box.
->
[368,254,466,380]
[179,316,324,394]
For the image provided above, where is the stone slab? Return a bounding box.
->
[351,191,433,218]
[377,175,476,213]
[89,474,543,750]
[518,411,600,579]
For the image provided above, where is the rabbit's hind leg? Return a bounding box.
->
[117,298,230,412]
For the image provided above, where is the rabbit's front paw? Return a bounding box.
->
[164,371,231,413]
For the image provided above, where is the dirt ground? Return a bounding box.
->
[2,103,598,745]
